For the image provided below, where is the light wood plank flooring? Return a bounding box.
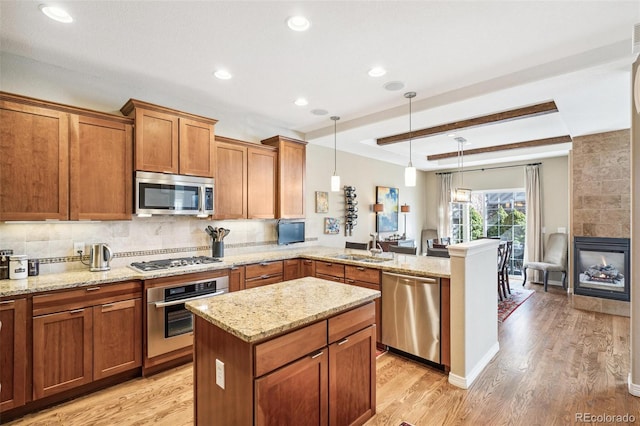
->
[5,283,639,425]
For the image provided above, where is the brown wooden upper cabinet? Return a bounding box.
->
[261,136,307,219]
[0,92,133,221]
[214,136,277,220]
[120,99,217,177]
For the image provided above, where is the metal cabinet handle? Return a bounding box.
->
[85,287,101,292]
[101,303,114,309]
[311,351,324,359]
[338,338,349,346]
[356,267,365,271]
[69,309,84,314]
[345,279,355,284]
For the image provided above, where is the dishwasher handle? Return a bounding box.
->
[383,271,438,284]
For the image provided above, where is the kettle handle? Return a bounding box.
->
[103,245,113,262]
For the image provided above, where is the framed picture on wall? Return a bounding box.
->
[376,186,399,232]
[315,191,329,213]
[324,217,340,234]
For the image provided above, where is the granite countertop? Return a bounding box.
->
[185,277,380,343]
[0,246,450,298]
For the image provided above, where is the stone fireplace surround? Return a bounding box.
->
[571,129,631,316]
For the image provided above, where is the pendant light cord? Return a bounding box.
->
[333,118,337,174]
[408,95,412,166]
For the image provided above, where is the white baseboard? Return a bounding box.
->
[629,373,640,397]
[448,341,500,389]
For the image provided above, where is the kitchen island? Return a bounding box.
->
[186,277,380,426]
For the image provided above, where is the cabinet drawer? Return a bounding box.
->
[245,274,283,289]
[328,302,375,344]
[315,261,345,278]
[345,265,380,285]
[245,261,283,279]
[316,273,344,283]
[33,281,141,316]
[254,321,327,377]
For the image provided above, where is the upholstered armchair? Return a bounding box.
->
[522,233,568,291]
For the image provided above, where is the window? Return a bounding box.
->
[450,189,526,275]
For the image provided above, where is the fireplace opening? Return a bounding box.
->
[573,237,630,302]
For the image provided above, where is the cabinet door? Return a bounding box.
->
[278,140,306,218]
[215,141,247,219]
[69,114,133,220]
[0,100,69,220]
[283,259,302,281]
[247,147,277,219]
[134,108,179,174]
[93,299,142,380]
[179,118,214,177]
[255,350,328,426]
[228,266,245,292]
[302,259,316,277]
[33,308,93,399]
[0,299,27,411]
[329,326,376,426]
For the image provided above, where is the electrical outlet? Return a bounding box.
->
[73,242,85,255]
[215,359,225,389]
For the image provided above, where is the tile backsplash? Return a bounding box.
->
[0,217,317,275]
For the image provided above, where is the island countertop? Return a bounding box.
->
[185,276,380,343]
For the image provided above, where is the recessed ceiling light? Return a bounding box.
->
[39,4,73,23]
[383,81,405,91]
[368,67,386,77]
[311,109,328,116]
[287,16,311,31]
[213,69,232,80]
[294,98,308,106]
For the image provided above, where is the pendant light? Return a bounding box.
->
[330,116,341,192]
[452,136,471,203]
[404,92,417,187]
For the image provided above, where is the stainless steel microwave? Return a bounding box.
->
[135,171,214,217]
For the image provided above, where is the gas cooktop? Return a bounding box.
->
[129,256,222,272]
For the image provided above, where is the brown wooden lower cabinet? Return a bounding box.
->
[255,350,328,426]
[31,282,142,399]
[228,266,245,292]
[0,298,28,412]
[194,301,376,426]
[329,325,376,426]
[93,298,142,380]
[283,258,302,281]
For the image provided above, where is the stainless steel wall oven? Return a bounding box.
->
[147,275,229,358]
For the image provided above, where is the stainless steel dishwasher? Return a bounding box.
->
[381,271,441,364]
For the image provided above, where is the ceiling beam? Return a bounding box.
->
[376,100,559,145]
[426,135,572,161]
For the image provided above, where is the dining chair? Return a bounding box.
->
[497,242,508,300]
[522,233,568,291]
[499,241,512,297]
[389,245,417,255]
[345,241,369,250]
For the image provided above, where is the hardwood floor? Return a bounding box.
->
[5,283,638,425]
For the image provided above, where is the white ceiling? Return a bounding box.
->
[1,1,639,171]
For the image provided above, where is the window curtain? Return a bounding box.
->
[438,173,452,239]
[524,164,543,281]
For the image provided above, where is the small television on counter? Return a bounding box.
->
[277,221,305,245]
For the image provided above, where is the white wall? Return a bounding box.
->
[305,144,425,248]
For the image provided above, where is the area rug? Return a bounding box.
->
[498,287,534,323]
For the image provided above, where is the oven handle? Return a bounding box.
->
[153,290,226,308]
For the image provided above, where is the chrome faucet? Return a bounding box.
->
[369,233,382,256]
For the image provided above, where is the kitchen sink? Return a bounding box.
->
[330,254,392,263]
